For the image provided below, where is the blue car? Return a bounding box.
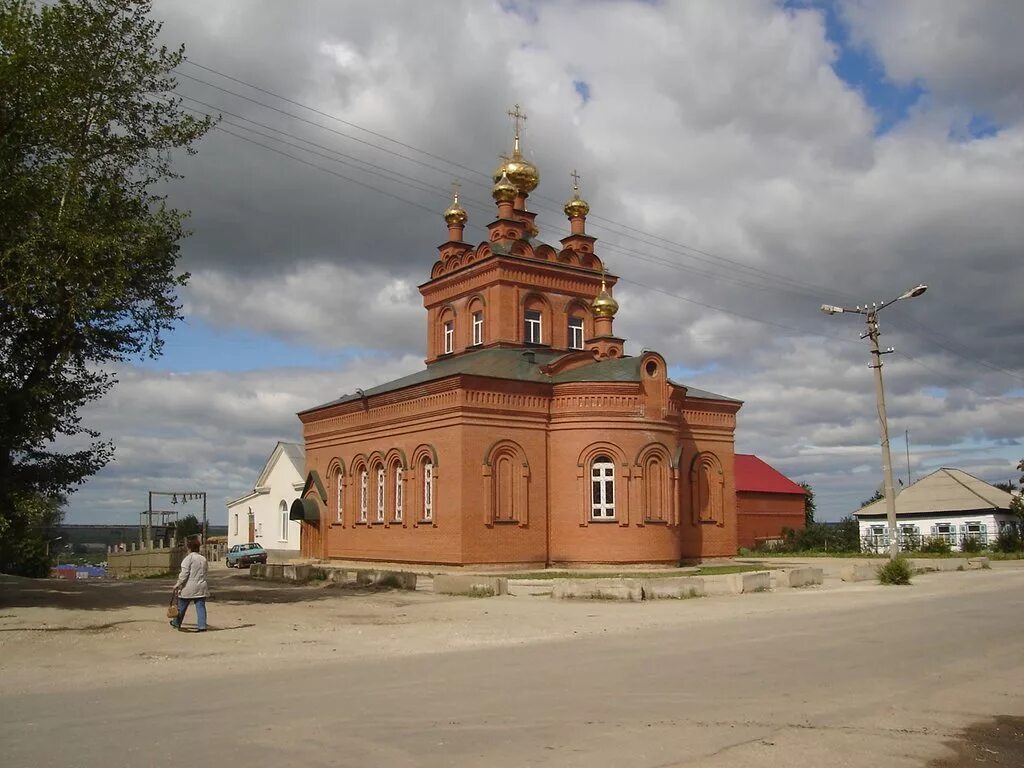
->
[226,543,268,568]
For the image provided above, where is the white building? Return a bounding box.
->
[226,442,304,555]
[854,467,1018,552]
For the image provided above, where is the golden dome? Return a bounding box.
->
[564,195,590,219]
[443,189,467,226]
[503,149,539,194]
[492,171,517,203]
[591,276,619,317]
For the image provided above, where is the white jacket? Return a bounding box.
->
[174,552,210,599]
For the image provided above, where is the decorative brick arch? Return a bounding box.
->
[384,449,407,526]
[467,294,486,347]
[563,298,591,350]
[690,452,725,526]
[350,454,370,524]
[577,442,629,527]
[482,440,530,527]
[634,443,675,525]
[521,292,551,346]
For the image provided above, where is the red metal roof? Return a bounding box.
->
[735,454,807,495]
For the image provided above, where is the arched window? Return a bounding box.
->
[643,454,667,522]
[279,500,289,541]
[335,468,344,524]
[422,459,434,522]
[472,310,484,346]
[568,314,585,350]
[443,320,454,354]
[359,469,368,523]
[394,466,403,522]
[591,456,615,519]
[376,465,386,522]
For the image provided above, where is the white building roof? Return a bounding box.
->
[226,442,305,507]
[855,468,1015,518]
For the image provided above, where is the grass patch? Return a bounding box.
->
[502,565,764,580]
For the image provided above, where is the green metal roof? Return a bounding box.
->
[301,347,737,414]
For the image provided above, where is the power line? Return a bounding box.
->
[176,59,1022,386]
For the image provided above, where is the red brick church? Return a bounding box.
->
[291,109,743,565]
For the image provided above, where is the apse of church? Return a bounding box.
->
[294,106,742,566]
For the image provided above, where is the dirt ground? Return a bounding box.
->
[2,561,1023,767]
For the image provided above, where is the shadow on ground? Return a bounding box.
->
[928,715,1024,767]
[0,571,390,611]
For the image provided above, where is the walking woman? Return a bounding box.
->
[171,536,209,631]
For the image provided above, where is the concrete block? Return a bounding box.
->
[249,563,265,578]
[701,574,742,595]
[967,557,990,570]
[740,571,771,593]
[283,564,312,583]
[355,570,417,590]
[265,564,285,581]
[641,577,704,599]
[433,574,508,597]
[908,558,969,573]
[841,564,877,582]
[786,567,823,588]
[550,578,643,601]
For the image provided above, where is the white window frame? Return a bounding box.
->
[524,309,542,344]
[376,467,386,522]
[233,513,239,536]
[443,320,454,354]
[394,467,403,522]
[568,316,584,350]
[342,468,350,524]
[279,500,289,541]
[423,461,434,522]
[359,470,368,523]
[591,458,616,520]
[472,311,483,346]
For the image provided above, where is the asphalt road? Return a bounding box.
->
[3,571,1023,767]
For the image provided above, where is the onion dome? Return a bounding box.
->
[443,188,468,226]
[493,104,540,194]
[591,275,619,318]
[564,171,590,218]
[492,171,517,203]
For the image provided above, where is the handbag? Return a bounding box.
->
[166,592,179,619]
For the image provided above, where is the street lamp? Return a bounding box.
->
[821,284,928,560]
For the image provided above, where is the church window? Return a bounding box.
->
[336,469,343,524]
[376,467,386,522]
[524,310,542,344]
[394,467,403,522]
[591,456,615,519]
[233,513,238,536]
[568,316,584,350]
[691,453,724,525]
[359,470,368,522]
[643,454,667,522]
[472,311,484,346]
[443,320,454,354]
[423,460,434,522]
[279,500,289,541]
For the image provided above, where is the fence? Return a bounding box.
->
[861,528,1015,554]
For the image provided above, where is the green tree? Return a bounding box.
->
[860,488,884,508]
[0,0,215,552]
[0,491,65,576]
[800,482,815,527]
[1011,459,1024,549]
[168,513,200,541]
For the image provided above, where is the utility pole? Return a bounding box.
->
[822,283,927,560]
[905,430,912,486]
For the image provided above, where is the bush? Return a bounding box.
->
[996,529,1021,553]
[921,537,952,554]
[878,557,913,585]
[961,535,984,554]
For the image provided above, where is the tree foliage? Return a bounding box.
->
[800,482,815,527]
[860,488,884,508]
[0,0,214,549]
[0,491,65,576]
[168,513,200,540]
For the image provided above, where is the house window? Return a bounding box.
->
[934,522,954,544]
[394,467,403,522]
[336,469,344,524]
[279,500,289,541]
[376,467,386,522]
[568,316,584,350]
[443,320,454,354]
[359,470,368,522]
[423,460,434,522]
[233,513,238,536]
[472,311,484,346]
[524,310,542,344]
[591,456,615,519]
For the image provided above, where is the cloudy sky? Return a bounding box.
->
[67,0,1024,525]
